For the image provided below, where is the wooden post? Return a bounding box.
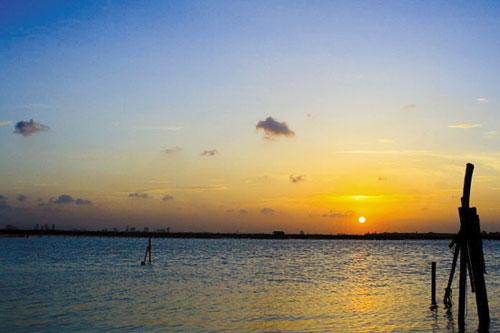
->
[148,236,152,264]
[430,262,437,310]
[457,164,473,331]
[458,241,467,330]
[468,209,490,331]
[443,163,489,331]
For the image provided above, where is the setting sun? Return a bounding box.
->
[358,216,367,224]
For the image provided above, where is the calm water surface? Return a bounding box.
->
[0,237,499,332]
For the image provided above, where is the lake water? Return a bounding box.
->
[0,237,499,332]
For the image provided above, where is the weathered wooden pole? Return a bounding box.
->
[148,236,152,264]
[457,163,473,330]
[430,262,437,310]
[468,208,490,331]
[457,163,489,331]
[458,241,467,330]
[141,236,152,265]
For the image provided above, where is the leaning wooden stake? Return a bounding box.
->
[443,163,490,332]
[430,262,437,310]
[148,236,152,264]
[141,236,152,265]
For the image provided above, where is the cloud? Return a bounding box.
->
[448,123,481,129]
[49,194,93,205]
[289,175,305,183]
[133,125,183,131]
[225,208,248,215]
[129,192,152,199]
[17,194,27,202]
[484,131,499,139]
[260,207,275,215]
[322,210,353,219]
[401,104,416,112]
[50,194,75,204]
[14,119,49,136]
[75,198,93,205]
[0,120,12,127]
[340,150,430,155]
[256,117,295,139]
[163,146,182,155]
[0,195,7,201]
[476,97,489,104]
[201,149,218,156]
[162,194,174,201]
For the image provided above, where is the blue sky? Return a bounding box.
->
[1,1,500,232]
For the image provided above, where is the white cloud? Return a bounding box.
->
[484,131,499,138]
[476,97,489,104]
[0,120,12,127]
[401,104,416,112]
[448,123,481,129]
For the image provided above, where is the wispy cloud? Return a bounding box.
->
[260,207,275,215]
[50,194,75,204]
[135,184,227,194]
[484,131,499,138]
[201,149,218,156]
[401,104,416,112]
[0,120,12,127]
[14,119,50,136]
[476,97,489,104]
[340,150,430,155]
[163,146,182,155]
[75,198,93,205]
[17,194,27,202]
[18,103,53,110]
[256,116,295,140]
[322,210,353,219]
[448,123,481,129]
[289,175,305,183]
[50,194,93,205]
[162,194,174,201]
[129,192,152,199]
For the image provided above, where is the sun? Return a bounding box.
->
[358,216,366,224]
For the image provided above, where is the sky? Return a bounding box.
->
[1,1,500,233]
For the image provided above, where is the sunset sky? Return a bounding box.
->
[1,1,500,233]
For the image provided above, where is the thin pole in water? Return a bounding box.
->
[148,236,152,264]
[430,262,437,310]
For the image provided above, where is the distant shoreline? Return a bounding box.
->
[2,229,500,240]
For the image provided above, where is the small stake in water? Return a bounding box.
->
[141,236,152,265]
[430,262,437,310]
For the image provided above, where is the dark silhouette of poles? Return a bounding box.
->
[148,236,152,264]
[443,163,490,332]
[430,262,437,310]
[141,236,152,265]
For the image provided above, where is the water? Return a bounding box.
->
[0,237,499,332]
